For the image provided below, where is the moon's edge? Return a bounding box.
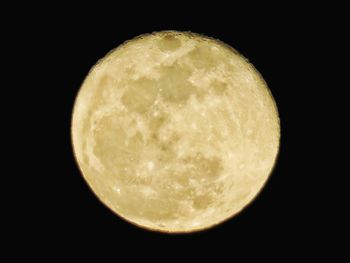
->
[70,30,281,234]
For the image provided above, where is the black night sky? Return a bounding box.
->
[9,2,339,258]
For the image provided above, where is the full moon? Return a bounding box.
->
[71,31,280,233]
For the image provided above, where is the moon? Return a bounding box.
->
[71,31,280,233]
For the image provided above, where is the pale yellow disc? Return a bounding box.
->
[71,31,280,233]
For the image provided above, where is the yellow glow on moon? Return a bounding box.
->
[71,31,280,233]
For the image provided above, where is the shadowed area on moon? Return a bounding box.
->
[72,31,280,232]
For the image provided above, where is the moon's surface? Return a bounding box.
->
[71,31,280,232]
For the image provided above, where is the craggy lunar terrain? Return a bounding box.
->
[71,31,280,232]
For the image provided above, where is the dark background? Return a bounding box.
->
[11,3,342,257]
